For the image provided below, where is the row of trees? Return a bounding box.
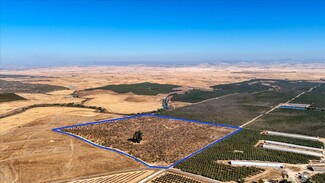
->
[175,129,321,181]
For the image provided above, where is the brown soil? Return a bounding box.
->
[67,169,156,183]
[0,108,143,183]
[79,90,164,114]
[63,116,235,166]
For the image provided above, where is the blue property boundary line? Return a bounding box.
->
[52,113,242,169]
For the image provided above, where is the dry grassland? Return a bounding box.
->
[0,108,142,183]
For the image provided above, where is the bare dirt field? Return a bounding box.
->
[62,116,235,166]
[0,107,143,183]
[66,169,156,183]
[77,90,164,114]
[0,90,83,115]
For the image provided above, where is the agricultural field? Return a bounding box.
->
[162,90,296,126]
[171,79,319,103]
[292,84,325,108]
[175,129,322,181]
[0,79,68,93]
[247,108,325,137]
[150,173,203,183]
[171,89,233,103]
[85,82,180,95]
[0,93,26,103]
[67,170,156,183]
[61,115,235,166]
[311,173,325,183]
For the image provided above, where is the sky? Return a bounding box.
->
[1,0,325,66]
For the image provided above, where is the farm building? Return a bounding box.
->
[229,161,284,168]
[264,140,323,152]
[279,103,310,108]
[263,131,319,141]
[261,144,323,157]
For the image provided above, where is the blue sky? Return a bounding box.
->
[1,0,325,66]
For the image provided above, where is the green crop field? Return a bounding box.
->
[162,90,298,126]
[172,79,271,103]
[171,79,319,103]
[211,79,270,93]
[311,173,325,183]
[162,93,269,126]
[175,129,322,181]
[0,93,26,103]
[171,89,234,103]
[247,108,325,137]
[292,84,325,108]
[86,82,180,95]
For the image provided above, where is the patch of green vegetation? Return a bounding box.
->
[271,79,319,92]
[172,79,319,103]
[163,90,297,126]
[247,108,325,137]
[293,84,325,108]
[162,93,269,126]
[311,173,325,183]
[86,82,180,95]
[0,79,68,93]
[175,129,321,182]
[172,89,234,103]
[211,79,270,93]
[172,79,270,103]
[0,93,26,103]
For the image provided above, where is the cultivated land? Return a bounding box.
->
[1,64,325,182]
[175,129,323,181]
[311,173,325,183]
[247,108,325,137]
[86,82,181,95]
[292,84,325,108]
[163,80,320,126]
[163,93,271,126]
[62,116,235,166]
[150,172,204,183]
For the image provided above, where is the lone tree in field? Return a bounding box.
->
[130,130,143,143]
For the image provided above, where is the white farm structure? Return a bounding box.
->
[230,161,284,168]
[263,131,319,141]
[261,144,324,158]
[264,140,323,152]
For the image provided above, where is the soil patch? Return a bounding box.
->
[62,116,235,166]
